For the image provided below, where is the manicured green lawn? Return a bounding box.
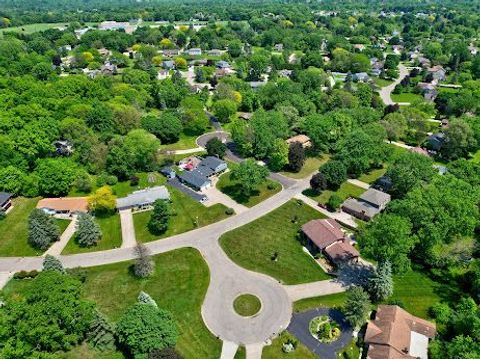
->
[262,332,317,359]
[304,182,366,205]
[134,186,230,242]
[234,346,246,359]
[357,167,387,184]
[293,292,347,313]
[0,197,43,256]
[2,248,220,359]
[69,172,166,198]
[62,214,122,254]
[280,155,330,179]
[58,343,124,359]
[233,294,262,316]
[216,168,282,207]
[159,132,200,151]
[220,200,330,284]
[391,92,423,103]
[56,218,72,235]
[373,77,394,87]
[390,270,442,319]
[338,339,361,359]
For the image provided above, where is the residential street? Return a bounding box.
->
[378,63,410,105]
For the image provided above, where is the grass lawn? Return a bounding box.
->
[69,172,166,198]
[220,200,331,284]
[338,339,361,359]
[0,197,43,256]
[233,294,262,316]
[58,343,124,359]
[56,218,72,235]
[234,346,246,359]
[134,186,230,242]
[293,292,347,313]
[2,248,220,359]
[159,132,200,151]
[280,155,330,179]
[357,167,387,184]
[62,214,122,254]
[262,332,317,359]
[304,182,366,205]
[390,270,443,319]
[216,167,282,207]
[391,92,423,103]
[373,77,394,87]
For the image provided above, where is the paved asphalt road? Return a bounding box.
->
[378,63,409,105]
[287,308,353,359]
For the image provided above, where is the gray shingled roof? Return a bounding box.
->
[0,192,12,206]
[178,171,211,189]
[342,198,380,218]
[116,186,170,209]
[359,188,391,207]
[201,156,226,171]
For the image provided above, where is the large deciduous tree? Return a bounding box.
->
[230,159,269,197]
[148,200,171,235]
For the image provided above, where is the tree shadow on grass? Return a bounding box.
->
[220,183,260,205]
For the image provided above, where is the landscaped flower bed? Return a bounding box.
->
[309,315,341,343]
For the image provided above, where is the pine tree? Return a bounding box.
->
[368,260,394,302]
[138,291,158,307]
[134,244,154,278]
[42,255,64,272]
[28,209,60,250]
[343,286,371,330]
[76,213,102,247]
[148,200,170,235]
[87,310,115,351]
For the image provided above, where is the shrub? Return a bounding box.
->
[42,255,64,272]
[87,310,115,351]
[130,175,140,186]
[225,207,234,215]
[13,270,39,279]
[28,209,60,250]
[327,194,342,211]
[148,347,184,359]
[267,182,276,190]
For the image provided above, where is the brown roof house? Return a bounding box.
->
[301,219,359,265]
[342,188,391,221]
[37,197,89,216]
[286,134,312,149]
[365,305,436,359]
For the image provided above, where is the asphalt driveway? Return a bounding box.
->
[287,308,353,359]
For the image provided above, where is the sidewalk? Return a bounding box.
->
[347,179,370,190]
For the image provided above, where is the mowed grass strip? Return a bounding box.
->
[81,248,221,359]
[293,292,348,313]
[134,186,229,243]
[220,200,331,284]
[262,332,317,359]
[0,197,43,256]
[62,214,122,254]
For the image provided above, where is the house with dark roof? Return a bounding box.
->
[178,171,212,191]
[200,156,228,174]
[0,192,13,212]
[301,219,359,265]
[177,156,226,192]
[365,305,436,359]
[427,133,445,152]
[116,186,170,211]
[342,188,391,221]
[160,166,176,179]
[216,60,231,69]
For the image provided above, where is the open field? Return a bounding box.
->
[220,200,331,284]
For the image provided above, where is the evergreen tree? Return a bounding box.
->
[87,310,115,351]
[138,291,158,307]
[76,213,102,247]
[368,260,394,302]
[42,254,64,272]
[288,142,305,173]
[148,200,171,235]
[134,244,154,278]
[343,286,371,330]
[28,209,60,250]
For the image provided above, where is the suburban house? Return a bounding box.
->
[301,219,359,265]
[365,305,436,359]
[216,60,231,69]
[0,192,13,212]
[427,133,445,151]
[53,140,74,156]
[116,186,170,211]
[278,69,293,78]
[342,188,391,221]
[186,48,202,56]
[37,197,89,216]
[427,65,447,82]
[178,156,227,192]
[286,134,312,148]
[161,49,181,57]
[352,72,371,82]
[417,82,438,101]
[162,60,175,70]
[208,49,223,57]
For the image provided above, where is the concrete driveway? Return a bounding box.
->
[119,209,137,248]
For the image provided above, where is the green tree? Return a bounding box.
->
[35,158,77,196]
[205,137,227,158]
[138,291,158,307]
[148,200,171,235]
[319,161,347,190]
[440,119,477,161]
[134,244,154,278]
[0,271,95,358]
[230,159,269,197]
[228,40,243,58]
[343,286,371,330]
[213,99,238,123]
[115,303,177,358]
[87,310,115,351]
[88,186,117,214]
[358,213,414,273]
[28,209,61,250]
[76,213,102,247]
[368,260,393,302]
[42,254,64,272]
[269,138,289,171]
[287,142,305,173]
[141,112,183,144]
